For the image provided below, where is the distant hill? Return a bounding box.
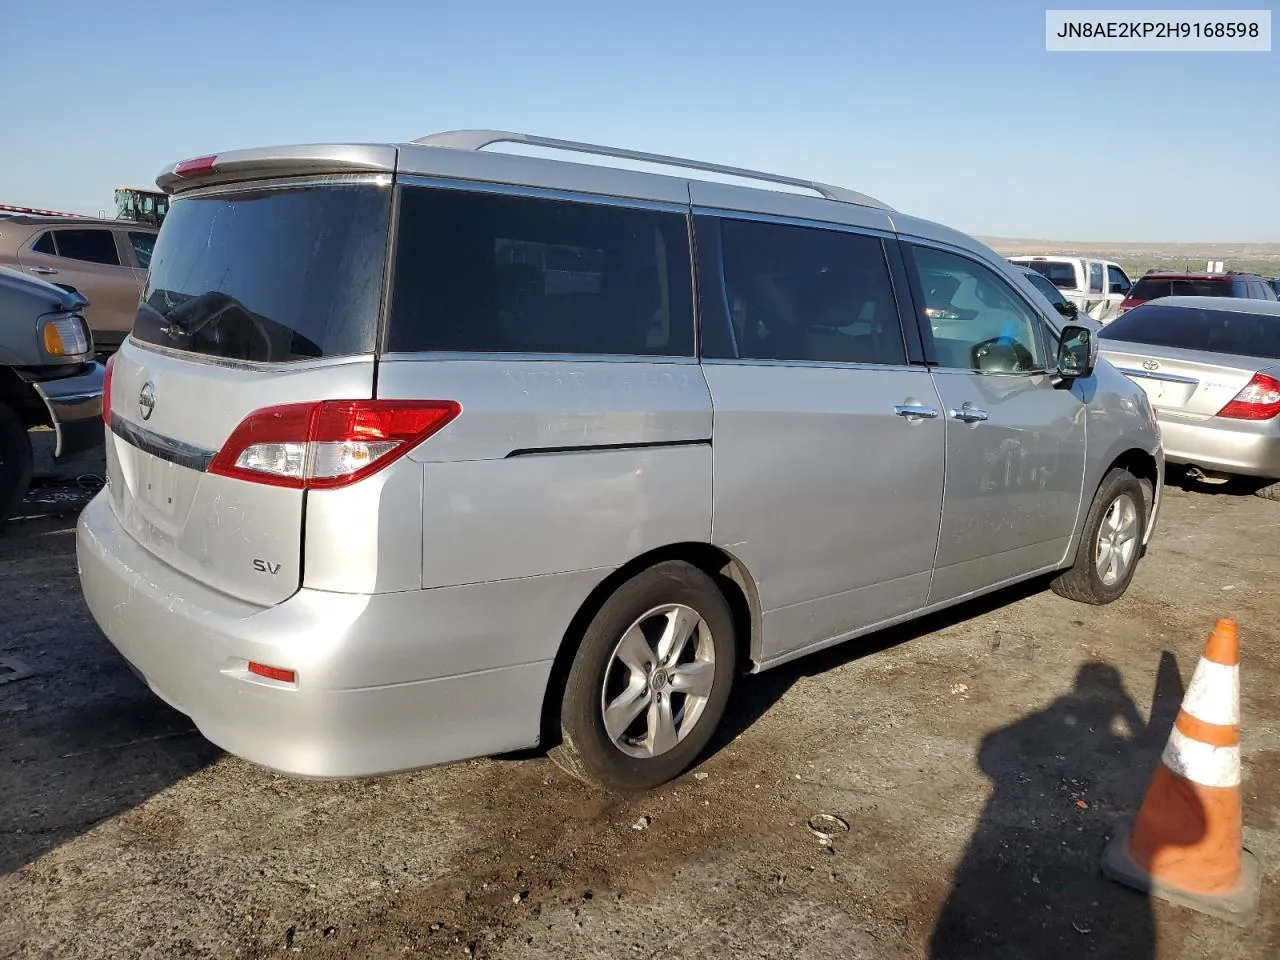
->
[981,238,1280,278]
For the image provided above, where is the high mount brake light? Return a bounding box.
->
[174,155,218,177]
[208,400,461,489]
[1216,373,1280,421]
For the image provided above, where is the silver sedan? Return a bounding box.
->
[1099,296,1280,499]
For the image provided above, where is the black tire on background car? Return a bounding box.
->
[0,402,33,522]
[1254,481,1280,501]
[548,560,737,792]
[1051,467,1147,604]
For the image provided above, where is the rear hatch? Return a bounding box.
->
[105,168,393,605]
[1099,302,1280,419]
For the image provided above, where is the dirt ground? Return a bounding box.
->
[1,452,1277,960]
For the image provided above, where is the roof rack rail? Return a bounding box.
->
[411,129,892,211]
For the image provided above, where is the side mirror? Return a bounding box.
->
[1056,324,1097,380]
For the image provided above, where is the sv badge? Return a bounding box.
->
[252,559,282,575]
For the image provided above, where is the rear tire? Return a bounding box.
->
[548,561,736,792]
[1254,481,1280,501]
[1051,467,1147,605]
[0,402,33,522]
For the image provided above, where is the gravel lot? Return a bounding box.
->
[2,452,1277,960]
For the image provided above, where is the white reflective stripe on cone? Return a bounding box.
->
[1183,659,1240,726]
[1162,727,1241,789]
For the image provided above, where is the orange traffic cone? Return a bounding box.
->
[1102,618,1259,924]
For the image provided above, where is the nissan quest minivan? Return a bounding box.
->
[77,131,1164,791]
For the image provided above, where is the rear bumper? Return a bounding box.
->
[1158,413,1280,479]
[29,362,104,458]
[75,491,587,778]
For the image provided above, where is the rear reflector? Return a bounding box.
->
[1216,373,1280,421]
[209,399,461,489]
[102,353,116,425]
[248,662,296,684]
[174,155,218,177]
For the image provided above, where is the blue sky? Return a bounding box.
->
[3,0,1276,241]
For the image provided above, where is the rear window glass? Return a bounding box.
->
[1013,260,1078,289]
[387,187,693,356]
[133,184,391,362]
[1127,277,1232,301]
[1100,303,1280,359]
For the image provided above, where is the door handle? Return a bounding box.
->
[894,404,940,420]
[28,266,57,275]
[951,403,989,423]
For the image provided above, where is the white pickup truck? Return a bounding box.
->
[1007,255,1133,324]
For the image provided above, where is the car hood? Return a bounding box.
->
[0,265,88,311]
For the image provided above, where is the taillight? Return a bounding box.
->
[1216,373,1280,421]
[208,400,461,489]
[102,353,116,425]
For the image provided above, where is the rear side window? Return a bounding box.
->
[1088,262,1104,293]
[133,183,391,362]
[716,219,904,365]
[1128,277,1232,301]
[52,229,120,266]
[1015,260,1078,290]
[387,187,693,356]
[32,232,56,255]
[1101,304,1280,359]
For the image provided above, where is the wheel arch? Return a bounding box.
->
[0,367,52,429]
[537,542,762,750]
[1087,445,1162,546]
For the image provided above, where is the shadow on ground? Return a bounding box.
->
[928,654,1187,959]
[1,499,221,874]
[690,576,1193,958]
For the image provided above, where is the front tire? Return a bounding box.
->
[0,402,33,522]
[1254,480,1280,501]
[548,560,736,792]
[1051,467,1147,604]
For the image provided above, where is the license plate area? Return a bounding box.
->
[129,453,186,545]
[1132,376,1195,409]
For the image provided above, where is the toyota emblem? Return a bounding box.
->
[1142,360,1160,371]
[138,381,156,420]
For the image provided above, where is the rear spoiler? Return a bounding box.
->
[156,144,398,195]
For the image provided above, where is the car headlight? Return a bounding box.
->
[40,314,91,358]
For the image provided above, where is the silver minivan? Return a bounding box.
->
[76,131,1164,791]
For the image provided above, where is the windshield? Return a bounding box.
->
[132,183,391,362]
[1101,303,1280,359]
